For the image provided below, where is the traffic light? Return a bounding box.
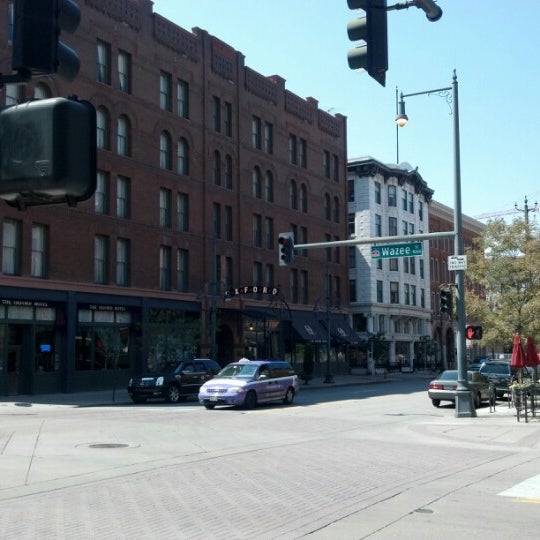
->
[439,289,453,315]
[466,326,483,340]
[346,0,388,87]
[0,97,97,208]
[278,233,295,267]
[12,0,81,81]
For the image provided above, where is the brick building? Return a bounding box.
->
[0,0,349,395]
[428,201,485,368]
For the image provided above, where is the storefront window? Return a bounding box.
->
[75,326,130,371]
[35,327,59,372]
[144,309,201,367]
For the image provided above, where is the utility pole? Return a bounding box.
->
[515,196,538,225]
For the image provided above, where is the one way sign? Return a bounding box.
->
[448,255,467,271]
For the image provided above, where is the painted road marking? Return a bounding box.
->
[500,473,540,503]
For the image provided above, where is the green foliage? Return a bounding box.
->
[366,331,389,365]
[466,218,540,349]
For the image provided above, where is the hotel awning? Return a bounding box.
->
[290,312,328,343]
[319,314,359,345]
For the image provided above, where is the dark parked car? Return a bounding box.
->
[128,358,221,403]
[468,356,492,371]
[479,361,529,398]
[428,370,490,408]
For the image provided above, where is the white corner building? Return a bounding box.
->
[347,157,434,372]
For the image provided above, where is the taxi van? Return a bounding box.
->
[198,358,299,409]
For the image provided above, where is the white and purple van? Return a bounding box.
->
[198,358,299,409]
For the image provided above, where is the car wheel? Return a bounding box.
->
[431,399,440,408]
[204,403,216,410]
[243,390,257,409]
[283,387,295,405]
[166,385,181,403]
[131,397,147,404]
[474,392,481,409]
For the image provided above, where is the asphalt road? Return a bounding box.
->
[1,378,539,539]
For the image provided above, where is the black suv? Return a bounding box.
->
[127,358,221,403]
[479,361,528,398]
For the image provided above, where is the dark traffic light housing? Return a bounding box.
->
[12,0,81,81]
[347,0,388,87]
[278,232,295,267]
[466,326,483,340]
[0,97,96,208]
[439,289,453,315]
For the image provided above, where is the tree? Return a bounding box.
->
[466,218,540,350]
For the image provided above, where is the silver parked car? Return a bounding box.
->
[428,370,490,408]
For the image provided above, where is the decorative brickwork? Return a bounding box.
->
[153,14,199,62]
[86,0,141,30]
[244,67,278,104]
[284,91,313,123]
[211,37,236,81]
[318,110,341,138]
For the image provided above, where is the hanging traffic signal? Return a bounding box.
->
[466,326,483,340]
[440,289,453,315]
[0,97,97,208]
[346,0,388,87]
[278,233,295,267]
[12,0,81,81]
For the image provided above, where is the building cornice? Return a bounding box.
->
[348,156,434,203]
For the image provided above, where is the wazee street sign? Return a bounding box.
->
[370,242,423,259]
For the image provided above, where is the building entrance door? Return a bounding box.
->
[5,324,32,395]
[7,345,23,395]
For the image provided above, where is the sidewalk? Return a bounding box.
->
[0,370,436,407]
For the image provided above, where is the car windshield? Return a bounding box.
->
[144,360,178,374]
[481,364,508,374]
[217,363,258,378]
[438,371,458,380]
[437,371,478,382]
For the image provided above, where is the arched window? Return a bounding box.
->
[300,183,308,213]
[213,150,221,185]
[177,138,189,175]
[117,114,131,156]
[289,179,298,210]
[324,193,331,220]
[159,131,172,170]
[252,167,262,198]
[265,171,274,202]
[225,155,233,189]
[96,107,110,150]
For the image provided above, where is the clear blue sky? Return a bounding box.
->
[153,0,539,220]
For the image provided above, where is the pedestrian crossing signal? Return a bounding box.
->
[466,325,483,340]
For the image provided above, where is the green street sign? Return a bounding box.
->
[370,242,423,259]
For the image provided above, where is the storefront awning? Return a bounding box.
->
[291,312,328,343]
[319,314,359,345]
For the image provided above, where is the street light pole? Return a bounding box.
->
[396,70,475,417]
[324,257,334,383]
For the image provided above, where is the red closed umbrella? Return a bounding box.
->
[511,333,525,368]
[525,336,539,368]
